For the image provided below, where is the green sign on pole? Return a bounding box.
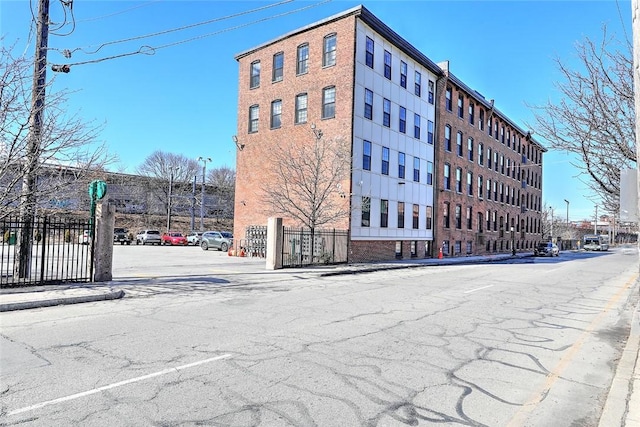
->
[88,180,107,239]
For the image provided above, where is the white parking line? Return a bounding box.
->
[463,285,494,294]
[8,354,232,416]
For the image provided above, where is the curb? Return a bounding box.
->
[598,295,640,426]
[0,289,125,312]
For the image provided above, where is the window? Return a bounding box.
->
[250,61,260,88]
[486,210,491,231]
[458,94,464,118]
[400,61,407,88]
[445,125,452,151]
[455,167,462,193]
[248,104,259,133]
[443,202,450,228]
[365,36,374,68]
[478,175,483,198]
[467,171,473,196]
[444,163,451,190]
[414,114,421,139]
[467,137,474,161]
[466,241,473,254]
[413,157,420,182]
[397,202,405,228]
[398,152,405,179]
[426,161,433,185]
[413,204,419,229]
[427,120,434,144]
[381,146,389,175]
[487,148,492,168]
[455,205,462,229]
[270,100,282,129]
[296,44,309,75]
[488,117,493,137]
[466,206,473,230]
[272,52,284,82]
[456,132,463,156]
[363,140,371,170]
[415,71,422,97]
[478,142,484,165]
[383,98,391,127]
[361,196,370,227]
[428,80,434,104]
[426,206,433,230]
[399,106,406,133]
[384,50,392,79]
[469,103,474,124]
[445,87,452,111]
[494,151,499,172]
[322,86,335,119]
[295,93,307,124]
[380,199,388,228]
[477,212,483,232]
[364,89,373,120]
[323,33,336,67]
[479,110,485,131]
[501,126,505,144]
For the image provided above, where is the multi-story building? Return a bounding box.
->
[234,5,442,262]
[433,61,546,257]
[233,5,544,262]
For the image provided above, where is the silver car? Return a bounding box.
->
[135,229,162,245]
[200,231,233,251]
[186,231,204,245]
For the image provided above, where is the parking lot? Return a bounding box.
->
[111,243,266,280]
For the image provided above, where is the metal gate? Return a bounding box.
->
[0,215,93,287]
[282,227,348,267]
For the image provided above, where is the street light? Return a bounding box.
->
[510,226,515,256]
[166,166,180,233]
[197,156,211,231]
[564,199,570,226]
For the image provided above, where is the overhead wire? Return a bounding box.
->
[75,0,162,23]
[58,0,332,67]
[64,0,295,56]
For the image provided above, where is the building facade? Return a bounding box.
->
[233,5,544,262]
[433,62,546,257]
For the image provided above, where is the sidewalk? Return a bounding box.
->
[1,251,637,427]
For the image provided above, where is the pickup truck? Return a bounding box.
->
[113,228,131,245]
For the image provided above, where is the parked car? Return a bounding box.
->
[113,227,131,245]
[534,242,559,257]
[135,229,162,245]
[78,230,90,245]
[161,231,188,246]
[186,231,203,245]
[200,231,233,252]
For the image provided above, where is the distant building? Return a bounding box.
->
[233,5,544,262]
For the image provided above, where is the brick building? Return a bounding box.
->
[433,62,546,257]
[233,5,544,262]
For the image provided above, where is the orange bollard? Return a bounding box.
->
[438,248,443,259]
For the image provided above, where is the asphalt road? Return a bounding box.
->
[1,247,638,426]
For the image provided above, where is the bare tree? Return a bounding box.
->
[529,26,634,212]
[135,150,200,213]
[207,166,235,220]
[0,42,110,219]
[262,129,351,229]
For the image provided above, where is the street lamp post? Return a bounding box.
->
[197,156,211,231]
[511,226,515,256]
[166,166,179,233]
[564,199,570,226]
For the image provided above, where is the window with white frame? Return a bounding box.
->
[467,137,474,161]
[467,171,473,196]
[444,163,451,190]
[295,93,307,124]
[426,206,433,230]
[427,120,434,144]
[397,201,405,228]
[380,199,388,228]
[415,71,422,97]
[384,50,391,79]
[412,204,419,229]
[428,80,434,104]
[270,100,282,129]
[399,106,406,133]
[382,146,389,175]
[383,98,391,127]
[413,157,420,182]
[445,125,451,151]
[365,36,374,68]
[456,167,462,193]
[400,61,407,88]
[458,94,464,118]
[414,114,421,139]
[361,196,370,227]
[446,87,452,111]
[398,152,405,179]
[364,89,373,120]
[426,161,433,185]
[363,140,371,171]
[456,132,463,156]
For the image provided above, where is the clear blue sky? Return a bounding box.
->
[1,0,632,221]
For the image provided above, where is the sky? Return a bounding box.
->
[1,0,633,221]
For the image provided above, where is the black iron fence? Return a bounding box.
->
[0,215,93,287]
[282,227,348,267]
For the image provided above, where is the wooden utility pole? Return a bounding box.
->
[17,0,49,277]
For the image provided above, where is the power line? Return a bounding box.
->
[63,0,294,57]
[53,0,331,69]
[75,0,161,23]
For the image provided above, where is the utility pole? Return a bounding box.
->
[595,205,598,235]
[198,157,211,231]
[633,0,640,269]
[17,0,49,278]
